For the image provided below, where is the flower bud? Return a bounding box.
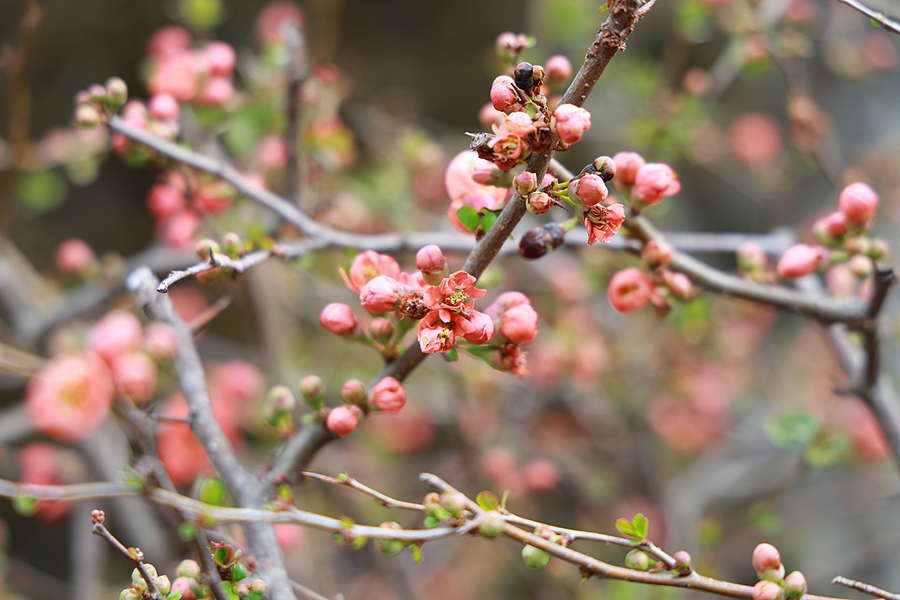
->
[666,272,693,298]
[526,191,553,215]
[375,522,405,556]
[522,544,551,569]
[551,104,591,145]
[838,181,879,226]
[148,92,180,122]
[752,543,785,583]
[54,237,98,276]
[359,276,407,313]
[250,580,267,595]
[88,83,108,104]
[783,571,807,599]
[545,54,573,88]
[177,559,201,580]
[299,375,325,410]
[341,379,367,405]
[105,77,128,110]
[478,511,505,538]
[673,550,692,575]
[643,239,673,269]
[75,104,102,128]
[518,223,565,259]
[849,253,873,277]
[608,268,654,313]
[738,242,768,274]
[490,77,520,112]
[369,376,407,413]
[222,232,242,257]
[500,304,539,345]
[369,317,394,344]
[326,405,362,436]
[569,173,609,206]
[231,562,247,582]
[612,151,646,186]
[265,385,296,426]
[869,238,889,262]
[440,490,467,514]
[416,244,448,285]
[319,303,360,336]
[753,581,785,600]
[156,575,171,596]
[513,171,538,196]
[776,244,825,279]
[626,549,651,571]
[812,211,848,245]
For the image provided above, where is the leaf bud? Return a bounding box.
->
[375,522,405,556]
[522,544,551,569]
[478,511,505,538]
[783,571,808,600]
[626,549,651,571]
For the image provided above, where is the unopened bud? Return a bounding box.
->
[265,385,296,426]
[195,239,221,261]
[75,104,102,128]
[299,375,325,411]
[869,238,889,262]
[848,254,873,277]
[513,171,538,196]
[250,580,267,595]
[106,77,128,110]
[593,155,617,181]
[783,571,807,600]
[440,490,467,515]
[513,62,535,91]
[222,232,242,257]
[375,522,405,556]
[673,550,692,575]
[522,544,551,569]
[156,575,171,596]
[369,317,394,344]
[519,223,565,259]
[88,83,108,104]
[341,379,367,405]
[626,549,650,571]
[752,543,785,583]
[526,191,553,215]
[177,559,201,580]
[478,511,505,538]
[753,581,785,600]
[643,239,673,269]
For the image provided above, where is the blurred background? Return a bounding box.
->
[2,0,900,599]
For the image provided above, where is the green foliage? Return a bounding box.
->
[616,513,649,542]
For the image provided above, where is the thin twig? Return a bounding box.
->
[832,576,900,600]
[301,472,426,511]
[91,513,163,600]
[834,0,900,35]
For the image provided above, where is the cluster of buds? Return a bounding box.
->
[775,181,886,281]
[297,371,408,437]
[611,151,681,209]
[751,543,808,600]
[607,244,694,316]
[118,563,171,600]
[73,77,128,129]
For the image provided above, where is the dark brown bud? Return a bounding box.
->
[514,62,535,91]
[519,223,565,259]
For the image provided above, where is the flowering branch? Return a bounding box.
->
[91,511,164,600]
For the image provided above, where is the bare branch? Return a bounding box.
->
[834,0,900,35]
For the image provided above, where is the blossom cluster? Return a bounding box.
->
[771,181,886,283]
[606,239,694,315]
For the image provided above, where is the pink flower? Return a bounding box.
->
[424,271,486,321]
[608,268,654,313]
[490,76,519,112]
[255,1,306,46]
[583,203,626,245]
[525,191,553,215]
[204,41,236,77]
[551,104,591,145]
[612,151,646,186]
[727,113,783,167]
[211,359,265,405]
[417,313,456,353]
[463,309,494,344]
[776,244,825,278]
[54,238,97,275]
[110,352,158,405]
[486,291,530,320]
[666,272,693,298]
[838,182,879,226]
[416,245,446,274]
[369,377,407,413]
[341,251,401,293]
[643,239,673,268]
[319,303,359,335]
[148,92,181,122]
[148,51,199,102]
[157,210,200,249]
[513,171,538,196]
[256,134,289,172]
[499,304,539,344]
[545,55,573,86]
[360,276,408,313]
[26,352,115,442]
[522,458,561,492]
[569,173,609,206]
[87,310,144,364]
[18,443,70,522]
[326,405,362,436]
[632,163,681,204]
[198,76,235,106]
[143,322,179,360]
[147,25,193,57]
[445,151,510,233]
[147,183,187,218]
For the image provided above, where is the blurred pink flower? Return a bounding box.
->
[319,303,359,336]
[632,163,681,204]
[838,181,879,226]
[26,352,115,442]
[612,151,646,186]
[87,310,144,364]
[776,244,825,278]
[444,151,511,232]
[341,251,401,293]
[54,238,96,275]
[110,352,158,405]
[148,51,199,102]
[18,443,70,521]
[608,267,654,313]
[727,113,783,167]
[255,1,306,46]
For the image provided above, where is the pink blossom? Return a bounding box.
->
[525,191,552,215]
[18,443,69,521]
[463,309,494,344]
[359,276,408,313]
[26,352,115,442]
[424,271,486,321]
[204,41,236,77]
[500,304,539,344]
[148,92,181,122]
[416,245,446,274]
[486,291,530,320]
[752,543,784,582]
[545,55,573,86]
[147,25,193,57]
[632,163,681,205]
[608,268,654,313]
[157,394,212,485]
[192,181,233,214]
[369,377,407,413]
[274,524,305,552]
[257,134,289,172]
[54,238,97,275]
[341,251,401,293]
[643,239,673,268]
[612,151,646,186]
[479,102,506,128]
[148,51,199,102]
[418,313,455,353]
[776,244,825,278]
[445,151,510,233]
[522,458,561,492]
[569,173,609,206]
[255,1,306,46]
[143,322,179,360]
[551,104,591,145]
[87,310,144,364]
[813,211,848,242]
[666,272,694,298]
[326,405,362,436]
[490,77,519,112]
[319,303,359,335]
[513,171,538,196]
[211,359,265,405]
[147,183,187,218]
[727,113,783,167]
[110,352,158,405]
[197,76,235,106]
[157,210,200,249]
[583,203,626,245]
[838,181,879,226]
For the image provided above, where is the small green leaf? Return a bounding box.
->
[441,348,459,362]
[480,209,499,233]
[167,592,183,600]
[410,544,424,563]
[17,170,68,215]
[351,535,368,550]
[456,206,479,232]
[766,411,820,449]
[476,491,500,512]
[423,516,440,528]
[12,494,38,517]
[598,4,609,12]
[500,489,511,510]
[632,513,648,540]
[199,478,229,506]
[615,517,637,539]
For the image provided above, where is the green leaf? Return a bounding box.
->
[441,348,459,362]
[351,535,368,550]
[500,489,511,510]
[178,521,199,541]
[480,209,499,233]
[765,410,820,449]
[456,206,479,232]
[598,4,609,12]
[12,494,38,517]
[167,591,183,600]
[199,478,229,506]
[476,491,500,512]
[616,517,637,539]
[631,513,648,540]
[423,515,440,528]
[410,544,424,563]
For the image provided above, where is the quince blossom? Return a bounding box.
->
[583,203,626,245]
